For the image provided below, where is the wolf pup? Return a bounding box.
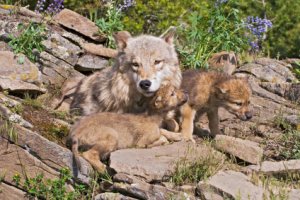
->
[70,84,188,173]
[69,31,181,115]
[180,70,252,141]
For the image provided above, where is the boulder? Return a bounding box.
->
[1,124,93,184]
[42,33,82,66]
[214,135,263,164]
[81,43,118,58]
[0,182,27,200]
[197,170,264,200]
[75,54,108,72]
[54,9,105,42]
[0,51,44,93]
[0,138,59,187]
[237,58,296,83]
[112,173,194,200]
[110,142,224,182]
[39,51,84,84]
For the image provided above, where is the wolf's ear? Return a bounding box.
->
[161,27,176,46]
[113,31,131,50]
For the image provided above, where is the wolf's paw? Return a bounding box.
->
[183,136,196,144]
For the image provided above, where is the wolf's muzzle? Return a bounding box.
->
[139,80,152,90]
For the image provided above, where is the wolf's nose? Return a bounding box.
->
[139,80,152,90]
[245,111,252,120]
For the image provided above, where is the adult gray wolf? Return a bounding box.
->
[69,31,181,115]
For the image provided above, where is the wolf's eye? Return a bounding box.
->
[131,62,139,71]
[171,91,175,96]
[154,60,163,65]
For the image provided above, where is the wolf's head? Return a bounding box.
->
[113,31,181,97]
[150,84,188,112]
[216,78,252,121]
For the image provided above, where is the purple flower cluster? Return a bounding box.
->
[35,0,46,13]
[215,0,228,7]
[245,16,273,51]
[46,0,64,15]
[118,0,135,11]
[35,0,64,15]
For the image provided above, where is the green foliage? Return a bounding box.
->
[23,93,43,109]
[178,0,248,68]
[0,120,18,143]
[292,61,300,80]
[95,3,124,48]
[274,114,300,160]
[12,168,86,199]
[8,22,46,62]
[170,149,223,185]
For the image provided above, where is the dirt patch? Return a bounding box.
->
[21,105,70,147]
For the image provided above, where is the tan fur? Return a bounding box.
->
[208,51,238,75]
[69,31,181,115]
[180,70,252,141]
[70,84,187,173]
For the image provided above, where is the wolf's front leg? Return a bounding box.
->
[207,107,221,137]
[147,135,169,148]
[180,103,196,143]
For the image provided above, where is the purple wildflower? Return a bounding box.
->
[118,0,135,11]
[46,0,64,15]
[35,0,46,13]
[245,16,272,51]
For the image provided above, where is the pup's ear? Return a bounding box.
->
[216,86,229,94]
[154,96,162,108]
[113,31,131,50]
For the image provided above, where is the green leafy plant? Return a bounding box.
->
[12,168,86,199]
[8,22,46,62]
[0,120,18,143]
[292,61,300,80]
[178,0,248,69]
[95,3,124,48]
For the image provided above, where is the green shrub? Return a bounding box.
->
[177,0,248,68]
[95,3,124,49]
[8,22,46,62]
[12,168,86,199]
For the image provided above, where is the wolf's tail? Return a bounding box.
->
[71,137,82,172]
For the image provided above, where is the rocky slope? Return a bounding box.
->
[0,6,300,200]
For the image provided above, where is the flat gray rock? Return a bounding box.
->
[200,170,264,200]
[75,54,108,71]
[214,135,263,164]
[54,9,105,42]
[247,159,300,175]
[110,142,224,182]
[95,192,138,200]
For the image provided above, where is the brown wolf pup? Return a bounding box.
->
[70,84,188,173]
[69,31,181,115]
[180,70,252,141]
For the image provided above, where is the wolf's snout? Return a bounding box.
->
[139,80,152,90]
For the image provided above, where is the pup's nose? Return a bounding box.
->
[245,111,252,120]
[139,80,152,90]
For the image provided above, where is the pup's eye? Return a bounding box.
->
[132,62,139,67]
[154,60,163,65]
[235,102,243,106]
[247,100,251,105]
[171,91,175,96]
